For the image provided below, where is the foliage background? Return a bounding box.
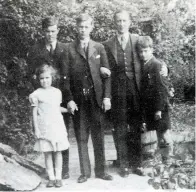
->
[0,0,195,153]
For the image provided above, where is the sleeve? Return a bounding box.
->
[58,89,63,104]
[60,43,74,104]
[153,63,168,111]
[29,92,38,107]
[99,44,111,99]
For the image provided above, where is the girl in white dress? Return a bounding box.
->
[29,64,69,188]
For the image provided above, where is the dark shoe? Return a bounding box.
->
[96,173,113,180]
[62,172,70,179]
[55,180,63,187]
[77,175,88,183]
[46,180,55,188]
[119,168,129,178]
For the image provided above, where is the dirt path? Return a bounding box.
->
[33,134,153,191]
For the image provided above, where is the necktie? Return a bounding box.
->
[83,43,88,57]
[49,44,54,56]
[121,36,126,50]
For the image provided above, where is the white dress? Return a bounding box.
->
[29,87,69,152]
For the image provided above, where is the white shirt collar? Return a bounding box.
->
[144,56,154,65]
[46,40,57,51]
[80,38,90,48]
[117,32,129,43]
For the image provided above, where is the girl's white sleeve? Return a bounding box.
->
[29,92,38,107]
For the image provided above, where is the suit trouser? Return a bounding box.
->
[113,77,142,169]
[73,96,105,177]
[62,113,71,174]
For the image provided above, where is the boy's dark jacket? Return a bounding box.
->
[27,39,67,89]
[141,56,169,115]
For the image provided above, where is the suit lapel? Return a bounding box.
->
[106,36,117,63]
[88,40,96,59]
[75,40,87,59]
[54,41,61,57]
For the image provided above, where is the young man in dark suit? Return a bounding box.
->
[27,16,70,180]
[62,13,113,183]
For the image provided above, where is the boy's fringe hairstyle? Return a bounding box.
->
[136,36,153,51]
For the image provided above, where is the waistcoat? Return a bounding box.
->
[116,37,134,79]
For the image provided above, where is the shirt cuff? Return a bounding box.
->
[103,98,111,101]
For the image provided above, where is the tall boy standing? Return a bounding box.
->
[62,14,113,183]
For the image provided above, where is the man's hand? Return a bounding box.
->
[160,63,168,77]
[155,111,162,120]
[102,98,111,112]
[67,100,78,115]
[100,67,111,78]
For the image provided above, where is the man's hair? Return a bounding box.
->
[35,63,58,82]
[42,16,59,29]
[76,13,94,25]
[113,10,130,21]
[136,36,153,50]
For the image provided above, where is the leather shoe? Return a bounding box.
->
[55,180,63,188]
[96,173,113,180]
[119,168,129,178]
[62,172,70,179]
[77,175,88,183]
[46,180,55,188]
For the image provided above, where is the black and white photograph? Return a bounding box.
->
[0,0,195,191]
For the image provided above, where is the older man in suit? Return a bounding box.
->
[62,13,113,183]
[27,16,70,180]
[102,10,168,178]
[102,10,143,178]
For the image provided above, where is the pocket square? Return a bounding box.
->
[96,55,100,59]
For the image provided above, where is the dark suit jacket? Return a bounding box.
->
[103,34,143,121]
[27,39,67,89]
[141,57,171,131]
[141,56,169,113]
[62,39,111,108]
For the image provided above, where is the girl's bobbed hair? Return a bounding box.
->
[35,63,59,82]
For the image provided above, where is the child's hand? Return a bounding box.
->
[154,111,162,120]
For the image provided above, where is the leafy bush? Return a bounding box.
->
[0,0,195,153]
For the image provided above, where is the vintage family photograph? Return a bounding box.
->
[0,0,195,191]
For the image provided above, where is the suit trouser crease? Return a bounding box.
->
[73,96,105,176]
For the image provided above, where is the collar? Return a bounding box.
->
[117,32,129,43]
[45,40,57,51]
[80,38,90,47]
[144,56,154,65]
